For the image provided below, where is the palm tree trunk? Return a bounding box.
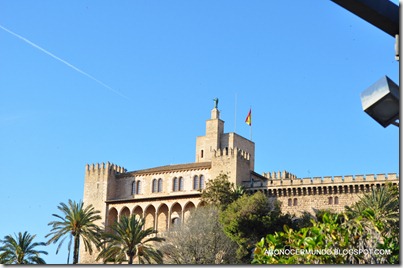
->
[73,235,80,264]
[128,254,134,264]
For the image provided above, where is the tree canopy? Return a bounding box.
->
[0,231,48,264]
[160,206,238,264]
[46,199,102,264]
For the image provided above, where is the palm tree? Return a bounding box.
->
[0,231,48,264]
[97,214,165,264]
[344,184,400,264]
[232,185,246,199]
[346,183,399,231]
[46,199,102,264]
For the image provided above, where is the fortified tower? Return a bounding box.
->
[80,162,126,263]
[195,104,255,185]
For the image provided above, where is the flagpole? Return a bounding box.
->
[250,106,252,141]
[234,92,237,133]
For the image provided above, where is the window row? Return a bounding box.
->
[131,174,206,195]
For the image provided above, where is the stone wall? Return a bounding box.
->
[247,173,399,216]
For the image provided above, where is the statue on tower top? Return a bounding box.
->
[213,97,219,109]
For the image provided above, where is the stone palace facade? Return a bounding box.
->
[79,106,399,263]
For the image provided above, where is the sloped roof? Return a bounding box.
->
[122,161,212,176]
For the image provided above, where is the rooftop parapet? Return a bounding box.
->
[213,147,251,161]
[262,173,399,187]
[85,162,126,175]
[262,170,298,180]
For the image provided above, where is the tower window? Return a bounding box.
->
[201,150,204,158]
[136,181,142,195]
[193,175,199,190]
[199,175,205,190]
[328,196,333,205]
[152,179,157,193]
[334,196,339,205]
[179,177,184,191]
[288,198,292,206]
[173,177,178,192]
[132,181,136,195]
[293,198,298,206]
[158,178,163,192]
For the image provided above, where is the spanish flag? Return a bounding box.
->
[245,109,252,126]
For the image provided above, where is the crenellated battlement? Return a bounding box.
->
[85,162,127,175]
[212,147,251,161]
[263,173,399,187]
[262,170,298,180]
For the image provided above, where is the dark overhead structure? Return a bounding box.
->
[331,0,399,37]
[331,0,400,128]
[361,76,399,127]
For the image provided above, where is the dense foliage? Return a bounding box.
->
[220,191,293,262]
[252,184,399,264]
[200,173,238,209]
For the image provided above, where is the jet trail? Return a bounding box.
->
[0,24,130,101]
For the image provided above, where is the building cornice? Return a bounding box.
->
[118,162,212,177]
[105,192,202,204]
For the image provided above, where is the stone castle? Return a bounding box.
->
[80,104,399,263]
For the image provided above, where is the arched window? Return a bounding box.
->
[193,175,199,190]
[158,178,163,192]
[132,181,136,194]
[293,198,298,206]
[328,196,333,205]
[173,177,178,192]
[179,177,184,191]
[152,179,157,193]
[334,196,339,205]
[288,198,292,206]
[136,181,141,194]
[199,175,205,190]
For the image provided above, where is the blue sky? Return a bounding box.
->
[0,1,399,264]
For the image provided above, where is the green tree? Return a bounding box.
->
[220,191,292,262]
[96,215,165,264]
[345,184,399,264]
[160,206,238,264]
[252,212,349,264]
[200,173,237,210]
[253,185,400,264]
[232,185,247,199]
[346,183,399,232]
[46,199,102,264]
[0,231,48,264]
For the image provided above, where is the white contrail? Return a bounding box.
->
[0,24,130,101]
